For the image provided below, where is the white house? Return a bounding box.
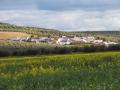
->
[72,37,82,41]
[81,36,95,43]
[103,42,118,47]
[30,38,39,43]
[31,37,54,44]
[56,36,72,45]
[11,37,27,42]
[87,37,95,42]
[93,40,103,45]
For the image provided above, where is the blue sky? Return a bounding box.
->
[0,0,120,31]
[0,0,120,10]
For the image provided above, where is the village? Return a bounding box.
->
[9,35,118,47]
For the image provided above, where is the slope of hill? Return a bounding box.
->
[0,22,62,37]
[0,22,89,38]
[0,22,120,42]
[81,31,120,36]
[80,31,120,42]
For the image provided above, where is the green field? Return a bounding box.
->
[0,52,120,90]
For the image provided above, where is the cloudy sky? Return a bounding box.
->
[0,0,120,31]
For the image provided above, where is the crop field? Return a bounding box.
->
[0,52,120,90]
[0,32,30,40]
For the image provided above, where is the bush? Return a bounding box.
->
[0,42,120,57]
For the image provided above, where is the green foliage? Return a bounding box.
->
[0,41,120,57]
[0,52,120,90]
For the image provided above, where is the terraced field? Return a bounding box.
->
[0,52,120,90]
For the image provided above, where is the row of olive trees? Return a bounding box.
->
[0,44,120,57]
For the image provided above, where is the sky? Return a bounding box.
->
[0,0,120,31]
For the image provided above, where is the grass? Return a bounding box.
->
[0,32,30,40]
[0,52,120,90]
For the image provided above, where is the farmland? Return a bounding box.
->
[0,32,30,40]
[0,52,120,90]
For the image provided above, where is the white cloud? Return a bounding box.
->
[0,10,120,31]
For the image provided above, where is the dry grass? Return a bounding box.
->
[0,32,31,40]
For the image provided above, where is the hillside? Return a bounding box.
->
[0,22,120,42]
[0,22,62,37]
[80,31,120,42]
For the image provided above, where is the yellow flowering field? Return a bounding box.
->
[0,52,120,90]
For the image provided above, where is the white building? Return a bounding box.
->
[11,37,30,42]
[56,36,72,45]
[81,36,95,43]
[72,37,82,41]
[31,37,54,44]
[103,42,118,47]
[31,38,39,43]
[93,40,103,45]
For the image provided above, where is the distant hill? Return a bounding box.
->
[0,22,88,37]
[80,31,120,36]
[0,22,120,42]
[0,22,61,37]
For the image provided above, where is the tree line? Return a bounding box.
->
[0,44,120,57]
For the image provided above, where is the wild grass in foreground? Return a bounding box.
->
[0,52,120,90]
